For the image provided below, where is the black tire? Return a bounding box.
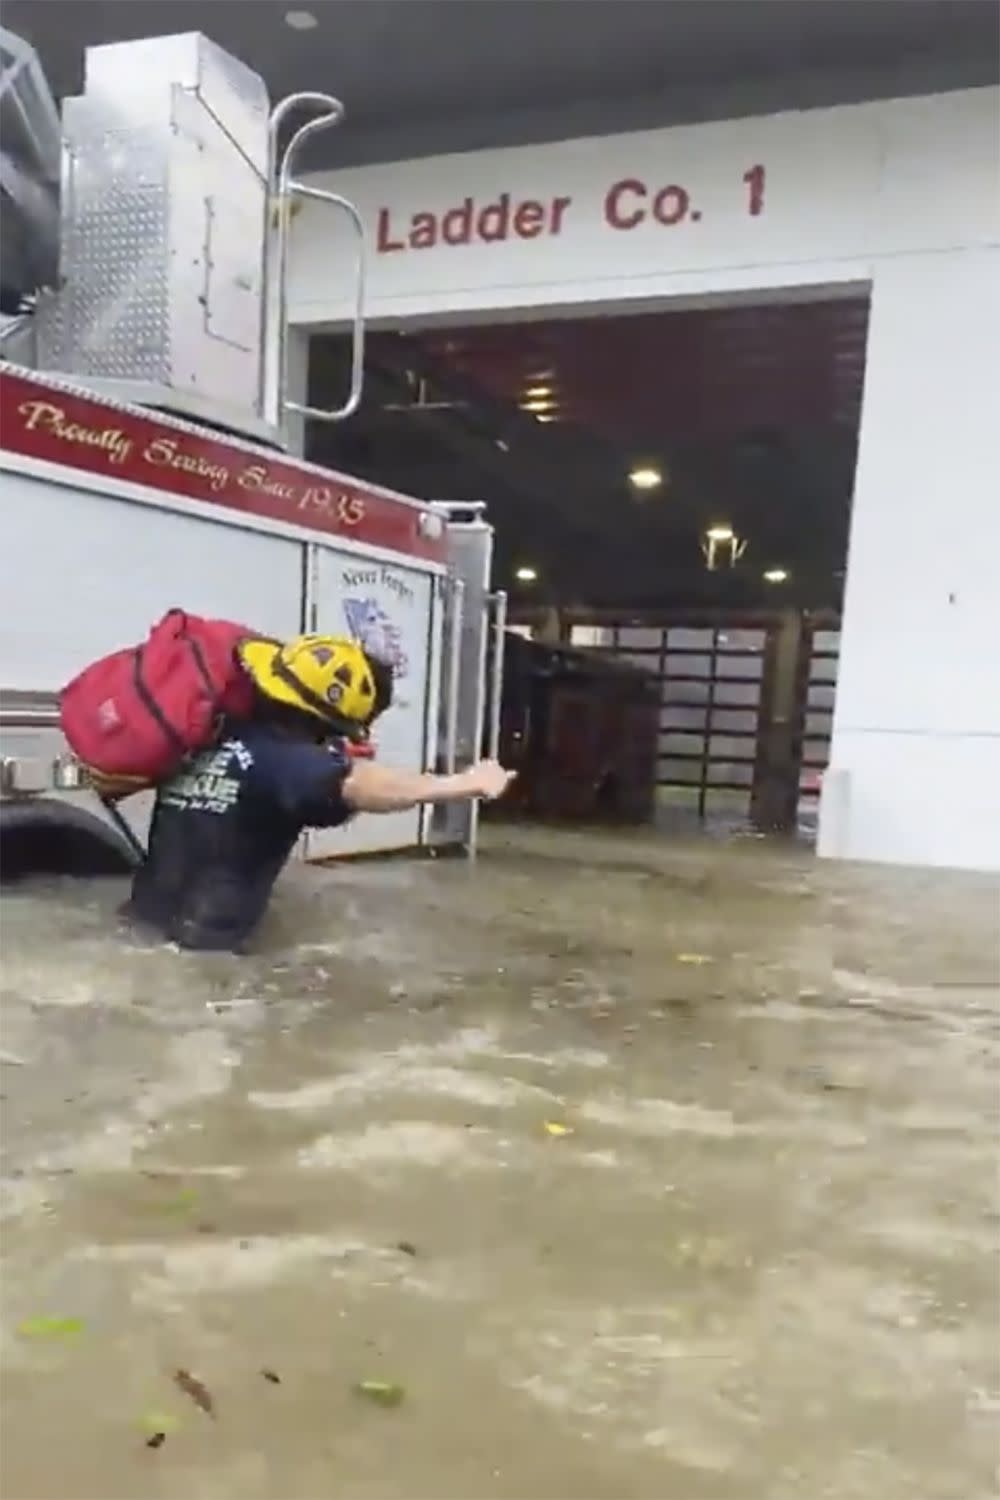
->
[0,798,140,880]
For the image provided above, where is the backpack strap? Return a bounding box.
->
[98,794,148,865]
[132,643,186,755]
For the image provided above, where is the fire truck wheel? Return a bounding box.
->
[0,799,140,881]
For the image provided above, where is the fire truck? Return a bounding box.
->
[0,28,504,873]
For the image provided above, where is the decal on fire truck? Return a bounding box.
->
[0,367,446,563]
[343,597,410,678]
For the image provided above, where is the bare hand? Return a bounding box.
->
[467,759,516,801]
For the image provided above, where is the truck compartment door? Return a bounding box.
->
[428,515,501,856]
[0,472,305,691]
[304,546,437,861]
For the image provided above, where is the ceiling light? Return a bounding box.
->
[520,397,555,413]
[706,524,735,542]
[629,466,662,491]
[764,568,789,584]
[515,566,538,583]
[284,9,319,29]
[523,384,553,399]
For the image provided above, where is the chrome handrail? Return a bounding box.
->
[487,590,508,760]
[0,709,61,727]
[263,91,366,431]
[443,578,465,773]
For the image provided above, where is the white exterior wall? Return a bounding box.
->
[288,86,1000,872]
[289,88,998,324]
[818,248,1000,871]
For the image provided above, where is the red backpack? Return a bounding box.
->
[60,609,257,794]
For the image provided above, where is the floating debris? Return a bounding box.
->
[145,1432,167,1450]
[396,1240,419,1257]
[17,1316,85,1340]
[676,953,713,966]
[543,1120,574,1138]
[139,1409,179,1437]
[155,1188,199,1215]
[261,1369,281,1385]
[354,1380,406,1408]
[174,1368,215,1418]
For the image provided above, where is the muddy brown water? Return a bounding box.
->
[1,827,998,1500]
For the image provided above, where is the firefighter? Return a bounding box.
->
[123,633,513,952]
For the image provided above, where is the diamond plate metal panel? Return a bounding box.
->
[38,34,268,427]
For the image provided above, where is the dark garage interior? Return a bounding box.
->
[307,295,869,612]
[307,295,867,836]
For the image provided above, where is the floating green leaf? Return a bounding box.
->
[354,1380,406,1408]
[17,1316,85,1340]
[138,1409,179,1436]
[153,1189,199,1215]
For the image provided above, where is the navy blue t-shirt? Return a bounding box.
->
[126,721,353,951]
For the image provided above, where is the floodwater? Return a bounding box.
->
[1,826,998,1500]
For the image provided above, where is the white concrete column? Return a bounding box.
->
[818,247,1000,872]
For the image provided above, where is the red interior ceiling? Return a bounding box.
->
[417,298,869,445]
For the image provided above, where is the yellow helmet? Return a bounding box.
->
[240,634,379,735]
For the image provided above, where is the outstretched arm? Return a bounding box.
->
[342,759,514,815]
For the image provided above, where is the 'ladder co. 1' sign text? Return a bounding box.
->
[376,166,767,254]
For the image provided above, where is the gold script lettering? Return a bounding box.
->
[142,436,229,492]
[18,400,133,465]
[339,493,366,526]
[300,485,366,526]
[238,464,297,502]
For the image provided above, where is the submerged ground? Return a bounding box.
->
[1,826,998,1500]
